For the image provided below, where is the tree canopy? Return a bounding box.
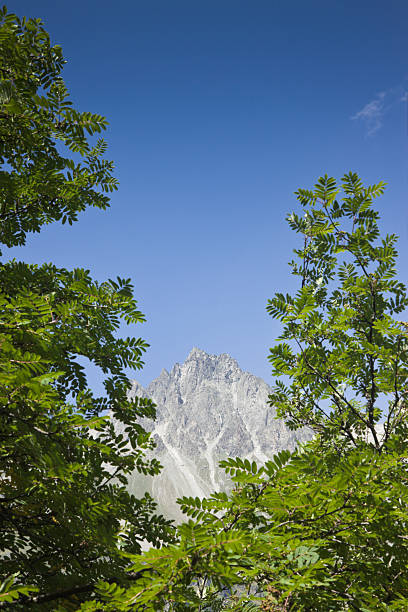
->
[0,8,173,609]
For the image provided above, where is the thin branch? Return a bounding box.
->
[293,336,371,431]
[365,283,380,450]
[384,336,403,445]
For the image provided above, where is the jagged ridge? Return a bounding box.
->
[122,348,311,521]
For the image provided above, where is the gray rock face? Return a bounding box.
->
[124,348,311,521]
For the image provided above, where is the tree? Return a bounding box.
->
[0,8,173,609]
[267,173,408,451]
[101,174,408,610]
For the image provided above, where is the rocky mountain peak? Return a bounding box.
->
[123,348,312,521]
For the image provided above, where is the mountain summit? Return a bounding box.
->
[124,348,311,521]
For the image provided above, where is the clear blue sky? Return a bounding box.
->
[7,0,408,389]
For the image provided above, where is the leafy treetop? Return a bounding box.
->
[0,4,117,253]
[268,173,408,451]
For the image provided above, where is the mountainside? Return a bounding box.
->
[122,348,312,521]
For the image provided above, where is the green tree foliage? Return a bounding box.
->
[106,443,408,610]
[267,173,408,450]
[101,175,408,610]
[0,8,173,609]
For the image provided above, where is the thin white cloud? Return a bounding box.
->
[351,91,386,137]
[352,80,408,137]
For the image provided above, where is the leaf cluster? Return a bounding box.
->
[90,443,408,610]
[0,6,117,253]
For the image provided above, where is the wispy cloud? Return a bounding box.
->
[351,91,386,137]
[351,80,408,137]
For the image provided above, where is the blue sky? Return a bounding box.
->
[7,0,408,388]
